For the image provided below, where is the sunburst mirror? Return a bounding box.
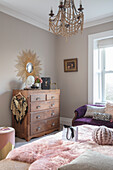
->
[15,50,42,83]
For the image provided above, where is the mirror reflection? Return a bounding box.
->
[26,63,33,73]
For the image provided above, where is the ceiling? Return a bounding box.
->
[0,0,113,31]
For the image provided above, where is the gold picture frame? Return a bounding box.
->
[64,58,78,72]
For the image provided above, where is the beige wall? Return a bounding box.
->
[0,12,57,126]
[56,22,113,118]
[0,12,113,126]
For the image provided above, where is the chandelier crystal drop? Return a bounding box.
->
[49,0,84,38]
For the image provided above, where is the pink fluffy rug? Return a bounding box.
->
[7,125,113,170]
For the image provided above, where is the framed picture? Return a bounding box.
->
[64,58,78,72]
[41,77,51,89]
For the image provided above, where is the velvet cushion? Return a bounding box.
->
[75,105,87,119]
[105,101,113,119]
[58,150,113,170]
[84,105,105,117]
[72,117,113,128]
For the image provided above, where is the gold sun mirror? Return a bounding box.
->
[15,50,42,83]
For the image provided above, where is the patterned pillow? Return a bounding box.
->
[84,105,105,117]
[93,112,111,121]
[105,102,113,119]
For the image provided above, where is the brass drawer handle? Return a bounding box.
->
[36,106,41,109]
[51,112,55,116]
[36,115,40,119]
[52,123,55,126]
[51,103,55,107]
[36,97,40,100]
[36,127,41,131]
[51,96,55,99]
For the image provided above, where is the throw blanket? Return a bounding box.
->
[7,125,113,170]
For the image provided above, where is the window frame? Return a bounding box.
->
[88,30,113,104]
[99,48,113,102]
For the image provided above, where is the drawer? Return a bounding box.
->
[30,101,59,112]
[30,94,45,102]
[31,112,45,122]
[31,121,45,135]
[47,93,59,101]
[30,101,50,112]
[47,108,59,119]
[46,118,59,130]
[50,101,59,109]
[31,108,59,122]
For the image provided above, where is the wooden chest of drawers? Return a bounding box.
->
[12,89,60,141]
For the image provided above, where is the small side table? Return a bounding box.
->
[0,127,15,160]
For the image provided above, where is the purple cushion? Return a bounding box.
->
[72,117,113,128]
[75,105,87,118]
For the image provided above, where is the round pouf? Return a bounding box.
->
[92,126,113,145]
[0,127,15,160]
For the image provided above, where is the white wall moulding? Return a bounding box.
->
[84,14,113,28]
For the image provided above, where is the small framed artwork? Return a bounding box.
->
[41,77,51,89]
[64,58,78,72]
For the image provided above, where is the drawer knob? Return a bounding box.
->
[36,115,40,119]
[51,96,55,99]
[36,97,40,100]
[51,112,55,116]
[52,123,55,126]
[36,106,41,109]
[51,103,55,107]
[36,127,41,131]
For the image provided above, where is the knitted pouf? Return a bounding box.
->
[92,126,113,145]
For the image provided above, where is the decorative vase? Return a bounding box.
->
[35,83,40,88]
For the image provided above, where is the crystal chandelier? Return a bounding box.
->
[49,0,84,38]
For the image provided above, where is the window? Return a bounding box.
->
[96,46,113,103]
[88,30,113,104]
